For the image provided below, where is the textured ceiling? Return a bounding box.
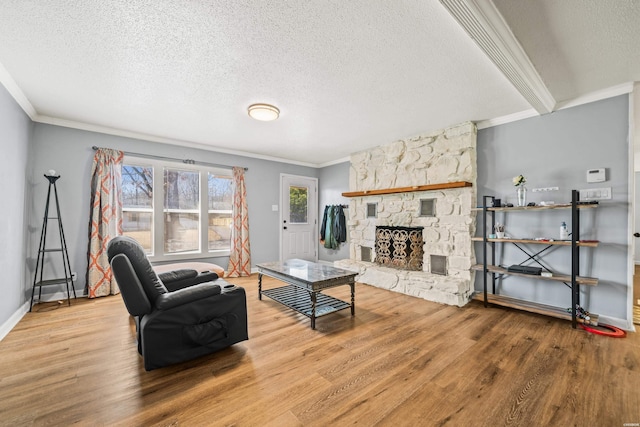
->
[0,1,638,166]
[493,0,640,102]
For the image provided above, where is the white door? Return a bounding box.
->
[280,174,318,262]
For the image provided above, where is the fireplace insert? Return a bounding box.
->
[375,226,424,271]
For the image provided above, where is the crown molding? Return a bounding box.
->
[555,82,634,111]
[0,60,37,119]
[477,82,636,131]
[440,0,556,114]
[317,157,350,168]
[35,114,319,168]
[475,108,538,130]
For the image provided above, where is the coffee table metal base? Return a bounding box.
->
[257,260,356,329]
[261,284,352,328]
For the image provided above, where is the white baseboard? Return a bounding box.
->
[0,301,29,342]
[597,314,635,332]
[0,289,85,342]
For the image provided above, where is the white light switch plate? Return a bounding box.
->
[531,186,559,192]
[579,187,612,200]
[272,204,279,211]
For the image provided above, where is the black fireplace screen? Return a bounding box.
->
[375,226,424,271]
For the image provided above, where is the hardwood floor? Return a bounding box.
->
[635,265,640,325]
[1,274,639,426]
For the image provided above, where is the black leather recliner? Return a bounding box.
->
[107,236,248,371]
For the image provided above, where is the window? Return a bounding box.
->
[164,168,200,254]
[121,158,233,260]
[122,165,153,252]
[289,185,308,223]
[208,173,233,251]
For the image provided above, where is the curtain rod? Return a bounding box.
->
[91,146,248,171]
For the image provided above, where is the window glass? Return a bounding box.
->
[121,165,153,253]
[163,168,199,254]
[289,185,308,224]
[208,174,233,251]
[121,160,232,258]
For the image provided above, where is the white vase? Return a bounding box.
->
[517,185,527,206]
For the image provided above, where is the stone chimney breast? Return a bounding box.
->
[336,122,477,307]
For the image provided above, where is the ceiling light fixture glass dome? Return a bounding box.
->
[247,103,280,121]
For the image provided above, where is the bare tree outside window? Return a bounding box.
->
[122,160,233,257]
[208,174,233,250]
[164,168,199,254]
[122,165,153,252]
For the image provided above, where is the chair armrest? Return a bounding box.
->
[155,282,221,311]
[158,269,220,292]
[157,269,198,284]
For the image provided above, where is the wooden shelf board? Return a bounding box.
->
[471,264,598,286]
[342,181,472,198]
[472,203,597,212]
[471,292,599,325]
[470,237,599,247]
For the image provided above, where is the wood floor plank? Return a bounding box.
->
[0,273,638,426]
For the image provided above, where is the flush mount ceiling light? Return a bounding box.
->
[247,103,280,121]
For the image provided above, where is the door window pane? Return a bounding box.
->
[208,174,233,251]
[289,185,308,224]
[122,165,153,253]
[164,168,199,254]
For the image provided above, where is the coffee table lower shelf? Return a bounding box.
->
[261,285,351,320]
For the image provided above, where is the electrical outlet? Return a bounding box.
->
[71,272,77,281]
[579,187,612,200]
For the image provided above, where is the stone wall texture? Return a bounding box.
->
[336,121,477,306]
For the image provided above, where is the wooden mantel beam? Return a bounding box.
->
[341,181,472,198]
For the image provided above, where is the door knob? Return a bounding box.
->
[283,226,287,230]
[634,232,640,238]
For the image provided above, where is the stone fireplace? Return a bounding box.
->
[335,122,477,306]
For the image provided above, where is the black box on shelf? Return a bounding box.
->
[507,265,542,275]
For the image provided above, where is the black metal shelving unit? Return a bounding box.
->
[30,174,76,311]
[471,190,599,328]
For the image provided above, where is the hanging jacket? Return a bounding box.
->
[323,205,338,249]
[320,205,329,241]
[334,205,347,243]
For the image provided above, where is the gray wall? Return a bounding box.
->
[0,84,33,326]
[635,172,640,264]
[318,161,350,262]
[2,88,632,330]
[476,95,630,320]
[29,124,318,297]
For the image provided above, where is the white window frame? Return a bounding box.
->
[122,156,232,262]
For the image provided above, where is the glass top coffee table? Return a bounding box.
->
[257,259,357,329]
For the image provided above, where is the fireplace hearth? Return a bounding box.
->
[375,226,424,271]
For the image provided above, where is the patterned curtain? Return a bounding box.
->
[227,167,251,277]
[86,148,124,297]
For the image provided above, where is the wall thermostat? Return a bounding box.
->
[586,168,605,183]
